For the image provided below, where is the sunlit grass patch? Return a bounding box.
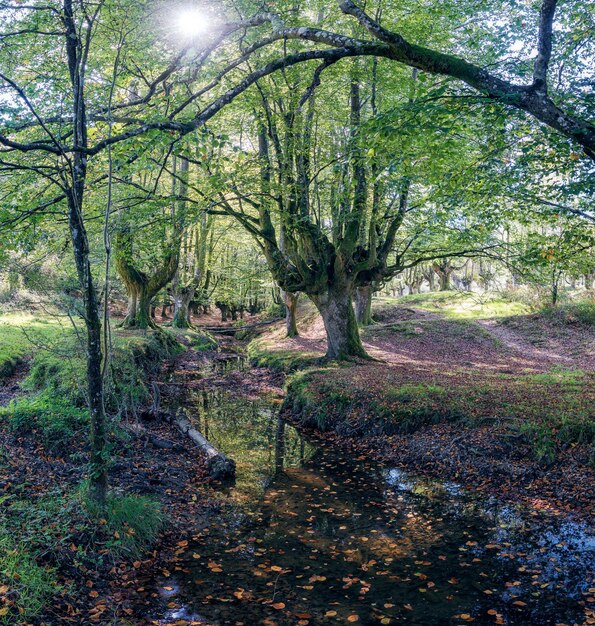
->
[377,291,529,320]
[248,340,321,372]
[0,312,72,379]
[524,366,589,386]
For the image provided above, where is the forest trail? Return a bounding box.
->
[477,318,575,366]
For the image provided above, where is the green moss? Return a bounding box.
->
[248,340,321,373]
[187,329,218,351]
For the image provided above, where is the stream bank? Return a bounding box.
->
[134,343,594,626]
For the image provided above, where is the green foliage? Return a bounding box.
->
[106,330,184,416]
[25,349,85,404]
[84,493,162,558]
[0,327,184,454]
[0,529,57,624]
[0,395,88,454]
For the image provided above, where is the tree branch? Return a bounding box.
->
[533,0,558,92]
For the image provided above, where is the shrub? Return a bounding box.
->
[540,300,595,327]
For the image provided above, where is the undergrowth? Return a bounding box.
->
[0,488,161,624]
[248,340,321,372]
[0,327,184,455]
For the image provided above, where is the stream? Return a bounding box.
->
[152,358,594,625]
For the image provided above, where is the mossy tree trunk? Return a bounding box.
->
[354,284,373,326]
[115,228,180,329]
[311,281,367,360]
[283,290,299,337]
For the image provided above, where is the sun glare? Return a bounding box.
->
[174,7,211,39]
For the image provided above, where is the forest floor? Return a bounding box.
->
[251,292,595,519]
[0,293,593,624]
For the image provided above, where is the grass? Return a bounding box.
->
[84,492,163,558]
[0,395,88,454]
[374,317,501,346]
[248,339,321,372]
[0,323,185,457]
[286,365,594,462]
[0,312,72,379]
[376,290,529,320]
[0,529,56,624]
[0,488,162,624]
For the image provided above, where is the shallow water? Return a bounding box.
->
[154,383,594,625]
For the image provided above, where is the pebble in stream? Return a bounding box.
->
[151,389,594,626]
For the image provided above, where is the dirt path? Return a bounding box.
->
[477,318,575,366]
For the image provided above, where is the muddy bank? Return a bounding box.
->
[282,406,594,520]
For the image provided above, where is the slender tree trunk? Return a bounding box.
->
[354,284,373,326]
[68,193,108,505]
[283,290,299,337]
[551,270,561,306]
[311,284,368,360]
[63,0,107,506]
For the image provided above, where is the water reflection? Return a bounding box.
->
[154,388,594,626]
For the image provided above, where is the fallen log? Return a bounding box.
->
[121,423,184,451]
[172,410,236,480]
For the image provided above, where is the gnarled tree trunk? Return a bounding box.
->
[115,228,180,329]
[311,283,368,360]
[172,286,195,328]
